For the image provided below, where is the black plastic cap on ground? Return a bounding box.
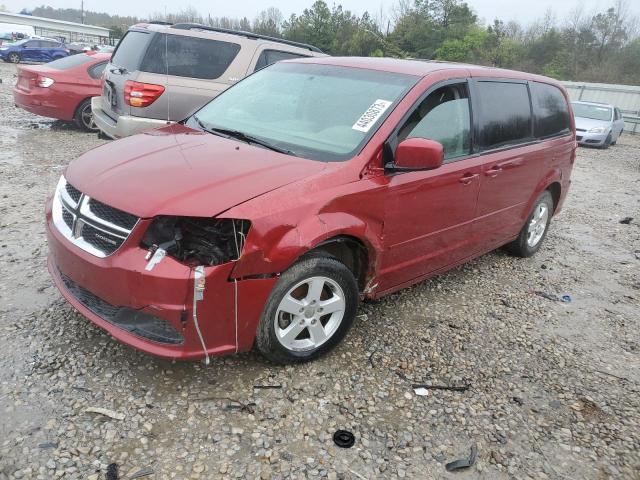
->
[333,430,355,448]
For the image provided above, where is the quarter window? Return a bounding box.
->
[476,81,532,149]
[254,50,307,72]
[530,82,570,138]
[141,34,241,80]
[398,83,471,161]
[88,61,107,79]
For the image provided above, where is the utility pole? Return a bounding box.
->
[80,0,84,24]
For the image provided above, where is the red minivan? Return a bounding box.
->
[45,57,575,363]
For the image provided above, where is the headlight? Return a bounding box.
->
[588,126,606,133]
[0,47,8,51]
[141,216,251,266]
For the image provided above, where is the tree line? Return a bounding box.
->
[27,0,640,85]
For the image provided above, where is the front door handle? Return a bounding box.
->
[485,166,502,177]
[459,173,479,185]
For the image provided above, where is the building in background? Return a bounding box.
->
[0,11,111,45]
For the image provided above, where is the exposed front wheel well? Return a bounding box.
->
[308,236,369,292]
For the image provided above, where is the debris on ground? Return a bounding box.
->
[106,463,118,480]
[619,217,633,224]
[85,407,125,420]
[532,290,572,303]
[410,383,471,392]
[413,387,429,396]
[333,430,356,448]
[445,443,478,472]
[129,467,154,479]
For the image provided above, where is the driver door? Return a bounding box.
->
[379,80,483,291]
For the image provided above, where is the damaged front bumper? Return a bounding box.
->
[46,200,277,360]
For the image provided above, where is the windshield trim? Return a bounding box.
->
[188,63,421,163]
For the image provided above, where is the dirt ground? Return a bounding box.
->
[0,60,639,480]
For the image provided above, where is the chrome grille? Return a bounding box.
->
[52,177,139,258]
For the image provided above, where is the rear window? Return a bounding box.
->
[46,54,94,70]
[476,81,533,149]
[254,49,307,71]
[530,82,571,138]
[111,30,153,72]
[140,33,241,80]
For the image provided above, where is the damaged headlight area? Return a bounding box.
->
[141,216,251,267]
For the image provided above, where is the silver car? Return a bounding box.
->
[92,23,325,139]
[572,101,625,148]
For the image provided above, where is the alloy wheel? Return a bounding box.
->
[81,103,98,131]
[9,53,19,64]
[527,203,549,247]
[274,276,346,352]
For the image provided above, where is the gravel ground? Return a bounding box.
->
[0,60,639,480]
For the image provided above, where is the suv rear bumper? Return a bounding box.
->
[91,96,171,139]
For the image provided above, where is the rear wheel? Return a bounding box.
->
[255,254,358,364]
[74,98,99,132]
[506,191,553,258]
[8,53,20,64]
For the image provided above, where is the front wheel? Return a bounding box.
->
[74,98,99,132]
[506,191,553,258]
[255,254,358,364]
[602,133,612,149]
[8,53,20,64]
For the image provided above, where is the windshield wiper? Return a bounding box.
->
[206,127,295,156]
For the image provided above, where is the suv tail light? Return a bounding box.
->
[124,81,165,108]
[36,76,54,88]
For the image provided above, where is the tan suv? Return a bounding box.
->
[92,23,325,138]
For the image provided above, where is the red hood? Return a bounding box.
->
[65,125,327,218]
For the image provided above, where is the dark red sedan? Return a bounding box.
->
[13,52,110,131]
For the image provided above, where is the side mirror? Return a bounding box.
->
[391,137,444,171]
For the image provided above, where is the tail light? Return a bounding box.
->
[36,76,54,88]
[124,81,165,108]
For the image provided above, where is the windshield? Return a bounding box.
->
[572,103,612,122]
[187,62,418,162]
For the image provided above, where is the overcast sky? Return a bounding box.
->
[2,0,636,26]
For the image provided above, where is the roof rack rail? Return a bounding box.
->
[148,21,173,25]
[170,23,323,53]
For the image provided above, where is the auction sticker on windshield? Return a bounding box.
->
[352,99,393,133]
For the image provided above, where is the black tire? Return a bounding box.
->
[8,53,20,64]
[506,190,554,258]
[74,98,99,132]
[602,133,612,149]
[255,253,358,364]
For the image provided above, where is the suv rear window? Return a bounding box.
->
[530,82,570,138]
[476,81,533,149]
[254,50,306,71]
[140,34,241,80]
[46,54,94,70]
[111,31,153,72]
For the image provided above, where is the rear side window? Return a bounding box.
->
[254,49,307,71]
[111,31,154,72]
[476,81,532,149]
[141,34,241,80]
[47,54,94,70]
[530,82,570,138]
